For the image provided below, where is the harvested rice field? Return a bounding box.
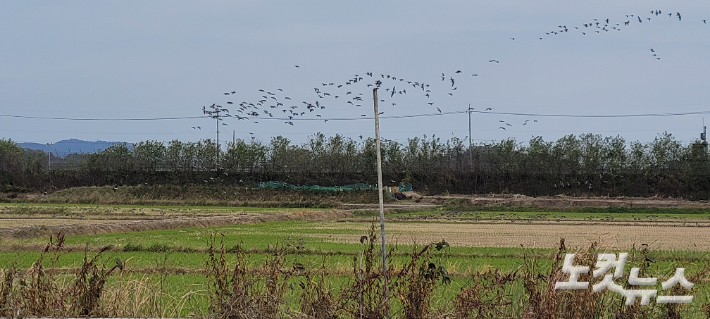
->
[309,221,710,250]
[2,200,710,318]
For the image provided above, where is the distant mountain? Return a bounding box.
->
[19,139,131,155]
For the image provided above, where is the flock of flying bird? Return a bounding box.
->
[538,9,707,60]
[194,8,706,137]
[196,64,521,135]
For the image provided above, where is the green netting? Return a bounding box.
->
[257,181,412,192]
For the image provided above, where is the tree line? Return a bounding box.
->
[1,132,709,198]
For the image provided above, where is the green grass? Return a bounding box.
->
[3,218,710,318]
[3,220,709,275]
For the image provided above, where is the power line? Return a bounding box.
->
[0,114,204,121]
[257,111,462,121]
[468,110,710,118]
[2,108,709,122]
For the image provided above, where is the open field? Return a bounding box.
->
[3,193,710,318]
[2,217,710,318]
[3,201,710,251]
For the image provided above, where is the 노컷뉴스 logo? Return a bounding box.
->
[554,253,694,305]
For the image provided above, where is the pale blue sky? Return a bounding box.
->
[1,1,709,147]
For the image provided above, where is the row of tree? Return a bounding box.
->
[1,132,709,198]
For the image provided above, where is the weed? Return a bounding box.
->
[71,244,122,316]
[298,256,337,318]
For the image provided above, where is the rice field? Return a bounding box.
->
[2,202,710,317]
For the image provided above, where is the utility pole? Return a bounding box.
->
[372,87,388,318]
[216,113,219,152]
[467,104,473,168]
[702,118,708,153]
[203,104,226,167]
[46,143,51,170]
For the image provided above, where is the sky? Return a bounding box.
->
[1,1,709,148]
